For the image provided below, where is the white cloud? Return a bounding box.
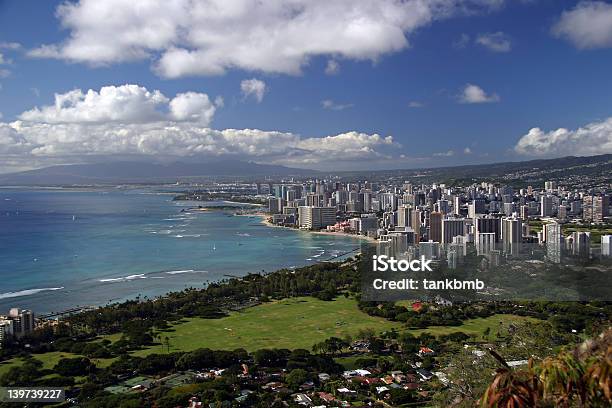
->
[0,123,34,155]
[0,53,7,65]
[214,96,224,108]
[28,0,507,78]
[552,1,612,49]
[325,59,340,75]
[240,79,266,103]
[408,101,424,108]
[321,99,354,111]
[514,117,612,156]
[459,83,499,104]
[434,150,455,157]
[0,83,398,171]
[463,147,472,154]
[0,42,21,50]
[0,69,9,78]
[19,84,217,125]
[475,31,512,52]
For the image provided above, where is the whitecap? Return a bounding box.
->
[166,270,208,275]
[0,287,64,300]
[99,274,146,283]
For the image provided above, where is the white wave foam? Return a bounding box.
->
[166,270,208,275]
[0,287,64,300]
[99,274,146,283]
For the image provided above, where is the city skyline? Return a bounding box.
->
[1,0,612,173]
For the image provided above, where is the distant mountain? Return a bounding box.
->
[0,160,315,185]
[338,154,612,187]
[1,154,610,186]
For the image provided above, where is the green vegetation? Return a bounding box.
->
[0,351,115,377]
[529,220,612,244]
[132,296,399,355]
[409,314,540,340]
[562,224,612,244]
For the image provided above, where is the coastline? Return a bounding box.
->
[241,212,378,244]
[1,191,370,314]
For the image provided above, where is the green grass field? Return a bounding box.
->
[133,296,400,356]
[0,351,116,377]
[0,297,542,377]
[409,314,540,340]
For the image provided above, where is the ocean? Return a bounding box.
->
[0,188,365,314]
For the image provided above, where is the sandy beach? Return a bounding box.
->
[240,212,378,244]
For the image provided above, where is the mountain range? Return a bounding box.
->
[0,154,610,185]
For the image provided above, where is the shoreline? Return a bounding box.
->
[241,212,378,244]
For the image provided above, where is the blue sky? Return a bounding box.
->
[0,0,612,172]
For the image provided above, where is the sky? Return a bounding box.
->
[0,0,612,173]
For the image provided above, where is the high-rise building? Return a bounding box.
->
[442,218,465,244]
[570,231,590,258]
[298,206,336,230]
[520,205,529,220]
[396,205,412,228]
[502,216,522,255]
[268,197,283,214]
[0,319,14,348]
[378,230,415,257]
[378,192,397,211]
[476,232,496,256]
[545,222,562,263]
[602,235,612,257]
[8,309,34,339]
[419,240,440,259]
[583,195,609,223]
[359,214,379,235]
[475,216,501,242]
[540,195,554,217]
[429,212,443,243]
[471,199,486,216]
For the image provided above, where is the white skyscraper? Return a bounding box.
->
[602,235,612,257]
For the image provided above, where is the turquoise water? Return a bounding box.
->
[0,188,363,313]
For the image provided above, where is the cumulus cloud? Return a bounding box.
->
[0,83,398,171]
[19,84,216,125]
[434,150,455,157]
[475,31,512,52]
[459,83,500,103]
[325,59,340,75]
[408,101,424,108]
[514,117,612,156]
[240,79,266,103]
[552,1,612,49]
[28,0,507,78]
[321,100,354,111]
[463,147,472,154]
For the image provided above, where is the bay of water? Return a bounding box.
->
[0,188,364,313]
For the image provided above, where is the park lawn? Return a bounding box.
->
[0,358,22,377]
[132,296,400,356]
[0,351,116,377]
[408,314,541,340]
